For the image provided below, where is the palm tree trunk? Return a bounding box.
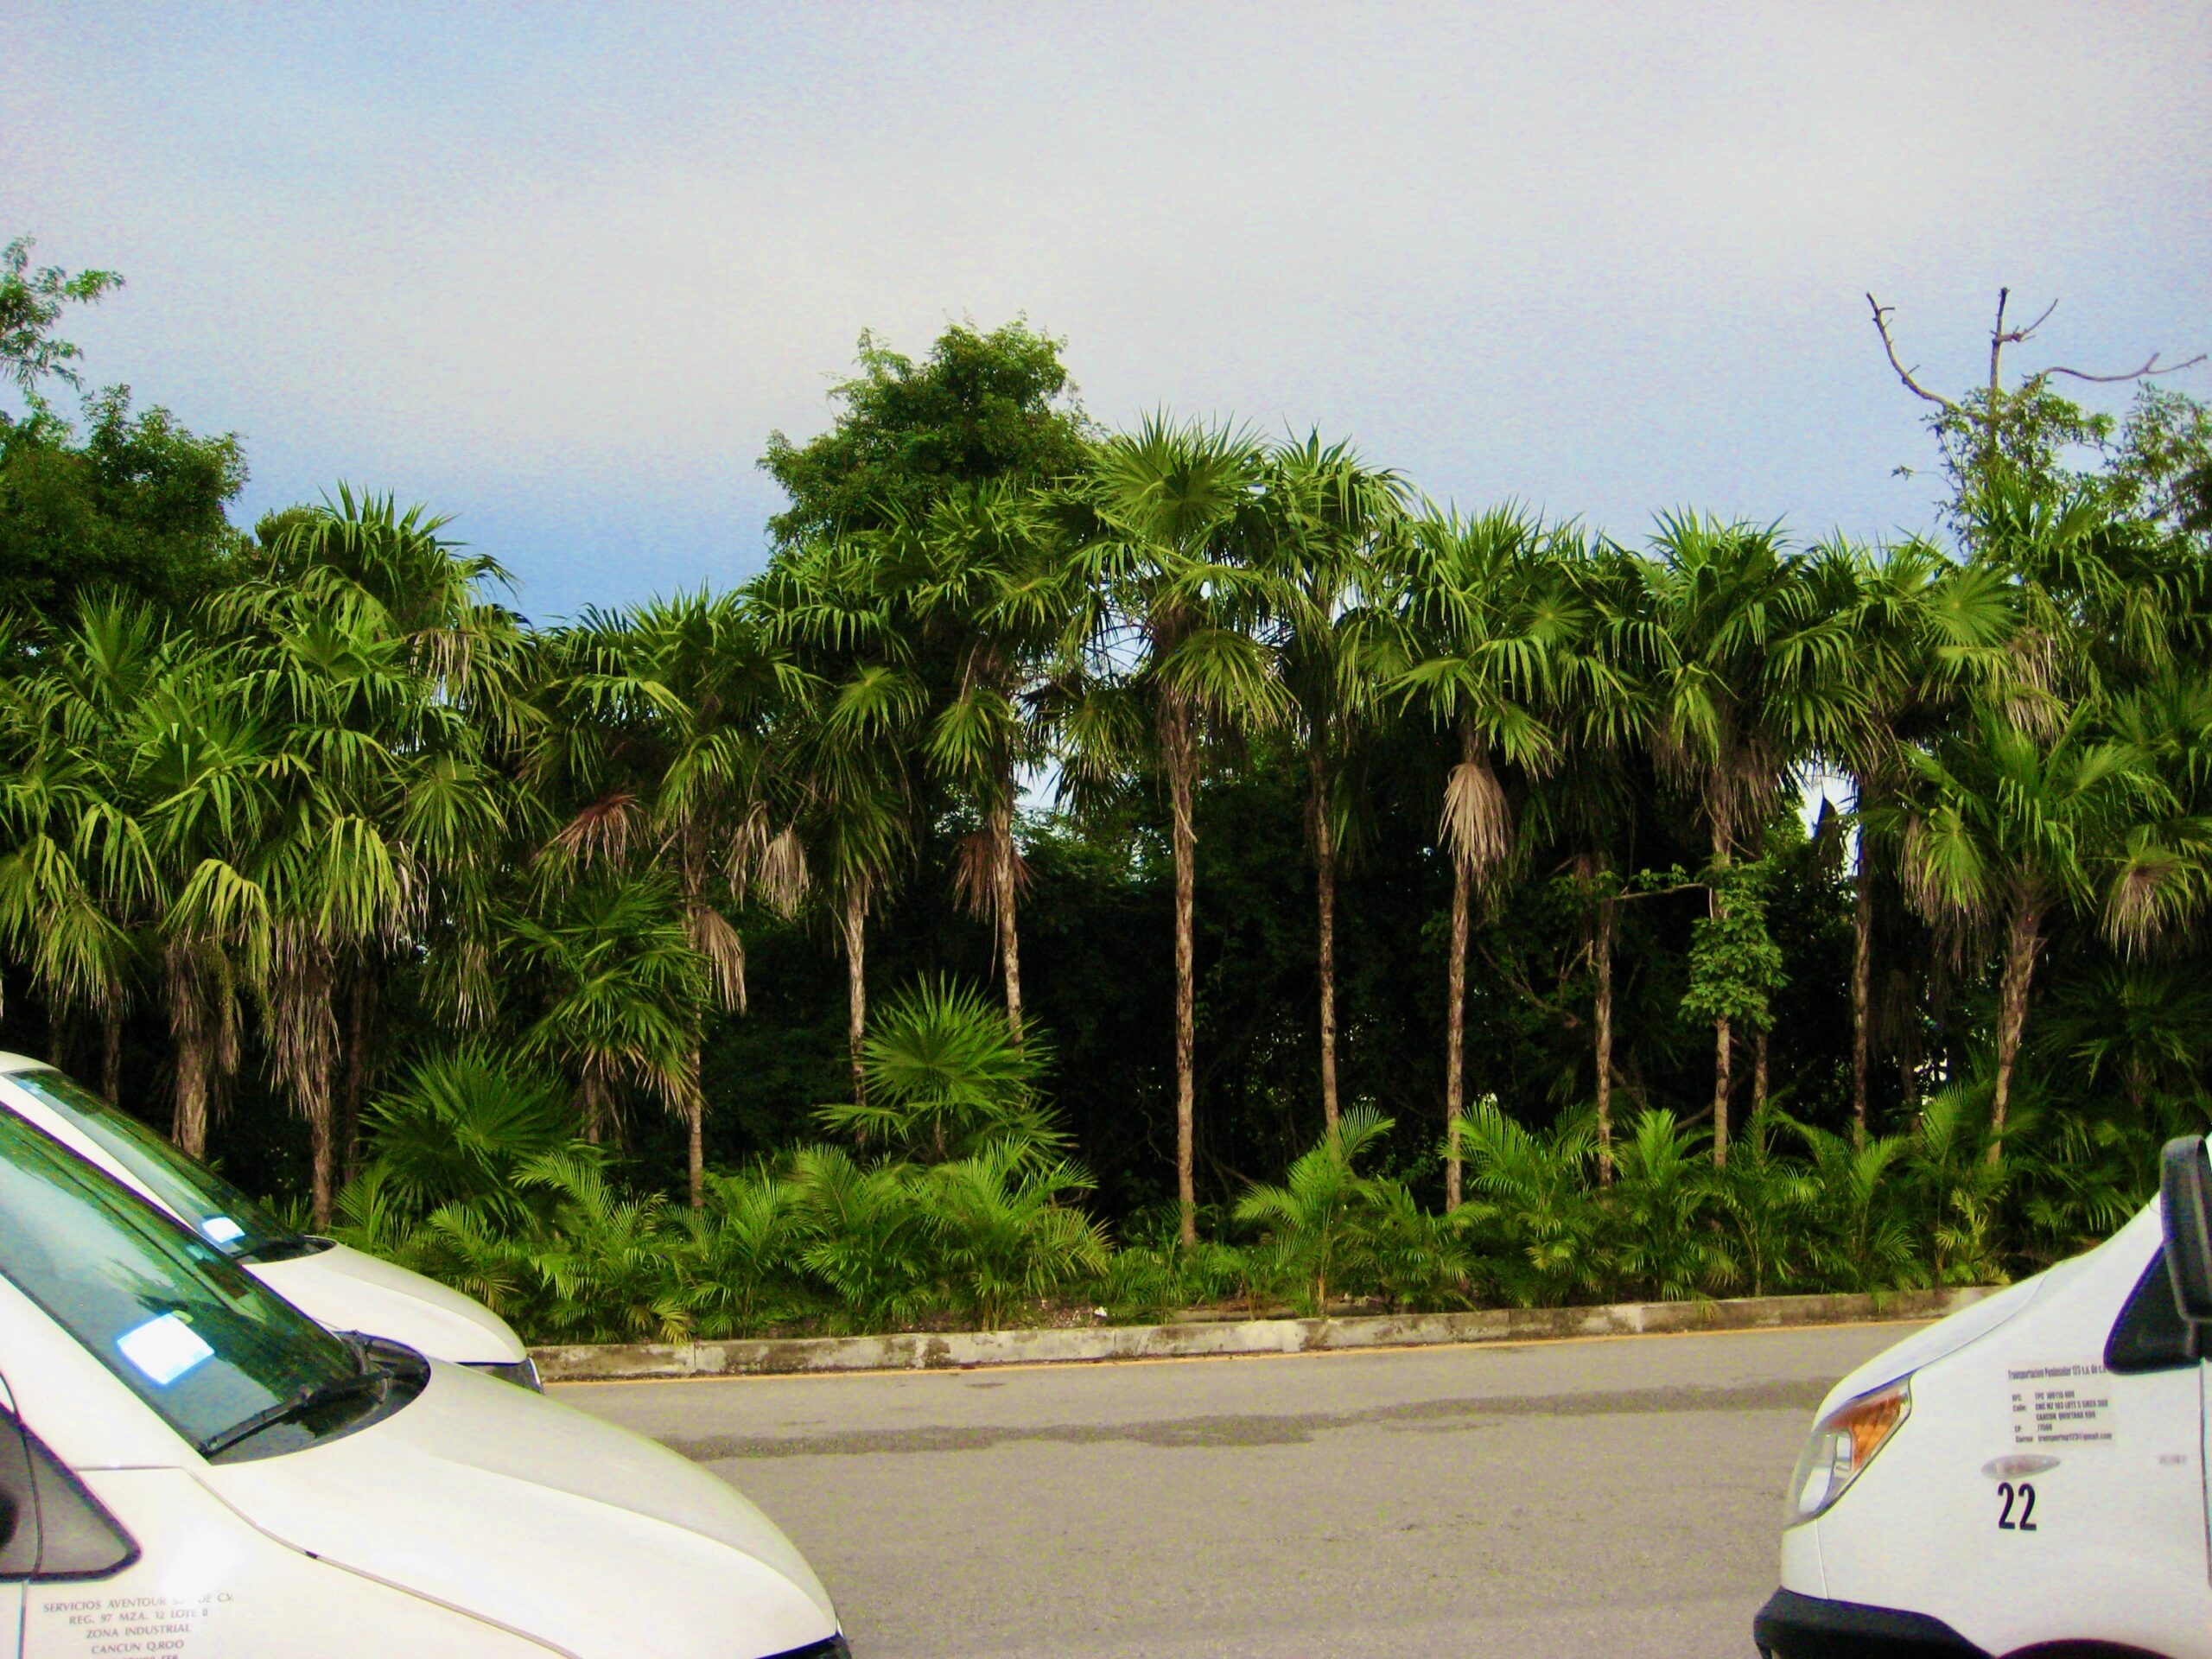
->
[101,1002,123,1104]
[1445,855,1469,1211]
[1752,1029,1769,1117]
[340,965,376,1185]
[1709,808,1735,1169]
[685,1040,706,1210]
[991,797,1023,1040]
[271,936,341,1230]
[1992,897,2043,1164]
[579,1071,604,1146]
[1166,704,1200,1249]
[1593,888,1616,1187]
[1851,830,1873,1147]
[1712,1018,1733,1166]
[164,943,212,1156]
[842,887,869,1107]
[1310,742,1339,1134]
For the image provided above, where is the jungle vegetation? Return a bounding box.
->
[6,238,2212,1340]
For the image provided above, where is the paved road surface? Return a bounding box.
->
[563,1321,1920,1659]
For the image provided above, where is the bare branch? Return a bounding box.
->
[2009,296,2059,344]
[2045,351,2209,385]
[1866,294,1954,410]
[1988,287,2010,402]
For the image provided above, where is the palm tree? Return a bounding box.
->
[1518,534,1648,1184]
[1636,514,1862,1165]
[251,489,524,1178]
[1259,435,1408,1130]
[1232,1104,1397,1313]
[0,599,162,1097]
[1384,505,1573,1207]
[891,483,1076,1039]
[132,645,276,1160]
[1891,700,2194,1159]
[753,537,922,1106]
[1817,537,2013,1143]
[1071,415,1284,1246]
[536,593,807,1205]
[505,873,706,1148]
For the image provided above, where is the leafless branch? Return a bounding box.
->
[2044,351,2209,385]
[2009,296,2059,344]
[1866,294,1954,410]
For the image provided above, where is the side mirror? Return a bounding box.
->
[2160,1135,2212,1324]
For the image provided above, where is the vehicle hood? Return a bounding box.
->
[201,1362,837,1659]
[251,1240,528,1365]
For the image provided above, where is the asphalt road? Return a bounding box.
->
[562,1321,1922,1659]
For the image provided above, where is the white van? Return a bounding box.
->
[0,1100,848,1658]
[1757,1133,2212,1657]
[0,1054,537,1387]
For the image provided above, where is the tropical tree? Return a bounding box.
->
[505,873,706,1151]
[1070,416,1284,1245]
[889,483,1075,1037]
[1635,514,1861,1164]
[1891,701,2193,1158]
[1259,435,1407,1128]
[816,976,1065,1166]
[1817,537,2013,1142]
[1385,505,1575,1205]
[1232,1105,1402,1313]
[533,591,807,1205]
[0,599,163,1096]
[755,537,923,1105]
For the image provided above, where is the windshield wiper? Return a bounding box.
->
[199,1371,385,1460]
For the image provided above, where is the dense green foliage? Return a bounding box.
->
[6,243,2212,1339]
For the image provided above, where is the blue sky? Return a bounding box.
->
[6,1,2209,624]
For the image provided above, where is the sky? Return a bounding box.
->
[6,1,2210,626]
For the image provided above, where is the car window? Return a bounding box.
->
[0,1403,135,1581]
[2,1070,296,1260]
[0,1109,362,1457]
[2105,1247,2201,1373]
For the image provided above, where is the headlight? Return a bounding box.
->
[1785,1376,1910,1524]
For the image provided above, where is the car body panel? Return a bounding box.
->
[0,1271,842,1659]
[1779,1199,2212,1656]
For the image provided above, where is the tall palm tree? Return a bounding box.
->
[536,592,809,1205]
[891,483,1076,1039]
[1518,534,1649,1184]
[1070,416,1284,1246]
[1892,701,2196,1158]
[1817,538,2013,1143]
[754,537,923,1105]
[1636,514,1861,1165]
[1259,435,1408,1130]
[132,642,278,1160]
[1384,505,1574,1208]
[252,489,524,1175]
[0,600,163,1097]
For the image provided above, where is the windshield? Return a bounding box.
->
[0,1107,365,1457]
[3,1068,297,1259]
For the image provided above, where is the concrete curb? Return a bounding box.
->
[533,1285,1996,1383]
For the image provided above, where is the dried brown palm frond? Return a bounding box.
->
[950,829,1033,925]
[1440,757,1511,880]
[1996,632,2064,738]
[550,791,645,869]
[686,901,747,1014]
[755,824,810,918]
